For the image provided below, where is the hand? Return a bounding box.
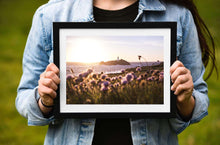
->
[170,60,195,120]
[38,63,60,114]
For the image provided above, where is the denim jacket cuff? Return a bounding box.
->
[27,87,55,126]
[169,89,208,134]
[190,89,208,123]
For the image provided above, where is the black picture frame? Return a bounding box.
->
[53,22,176,118]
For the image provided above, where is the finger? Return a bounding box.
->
[38,84,57,99]
[41,95,54,106]
[171,67,189,82]
[176,92,187,103]
[176,86,193,103]
[45,71,60,85]
[46,63,59,75]
[170,60,184,75]
[171,74,188,91]
[174,80,193,95]
[39,78,58,91]
[40,71,46,78]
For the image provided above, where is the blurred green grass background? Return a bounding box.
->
[0,0,219,144]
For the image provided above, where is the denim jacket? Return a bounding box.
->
[16,0,209,145]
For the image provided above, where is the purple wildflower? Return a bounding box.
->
[92,73,97,79]
[75,77,83,83]
[147,76,155,81]
[159,74,164,82]
[106,77,111,81]
[121,78,128,85]
[101,74,107,80]
[98,82,102,87]
[102,81,110,87]
[152,70,160,76]
[82,72,89,78]
[144,73,148,78]
[136,67,141,72]
[101,86,108,92]
[125,73,133,82]
[147,77,153,81]
[137,76,142,82]
[121,69,125,73]
[132,73,137,80]
[118,75,122,80]
[90,80,96,86]
[87,68,93,74]
[74,85,78,89]
[66,74,73,80]
[78,73,83,78]
[74,78,79,83]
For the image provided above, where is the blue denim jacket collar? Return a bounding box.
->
[55,0,166,22]
[139,0,166,11]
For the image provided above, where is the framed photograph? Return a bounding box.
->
[53,22,176,118]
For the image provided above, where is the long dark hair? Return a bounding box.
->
[163,0,218,80]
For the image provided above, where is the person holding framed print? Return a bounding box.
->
[16,0,217,145]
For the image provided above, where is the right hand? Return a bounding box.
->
[38,63,60,111]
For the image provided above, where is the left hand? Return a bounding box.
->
[170,60,195,120]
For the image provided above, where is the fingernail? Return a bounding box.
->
[174,91,177,95]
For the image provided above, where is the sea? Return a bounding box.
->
[66,61,161,76]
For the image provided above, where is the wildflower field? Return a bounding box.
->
[66,63,164,104]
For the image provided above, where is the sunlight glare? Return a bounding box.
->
[67,38,107,63]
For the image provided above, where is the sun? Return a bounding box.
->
[66,38,108,63]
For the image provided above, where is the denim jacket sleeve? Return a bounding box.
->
[16,7,55,126]
[169,9,209,134]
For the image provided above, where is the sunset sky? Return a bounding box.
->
[66,36,164,63]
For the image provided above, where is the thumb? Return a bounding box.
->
[46,63,59,75]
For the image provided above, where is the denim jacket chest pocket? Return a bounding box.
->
[41,14,54,63]
[43,38,53,63]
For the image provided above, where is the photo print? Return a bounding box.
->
[53,22,176,118]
